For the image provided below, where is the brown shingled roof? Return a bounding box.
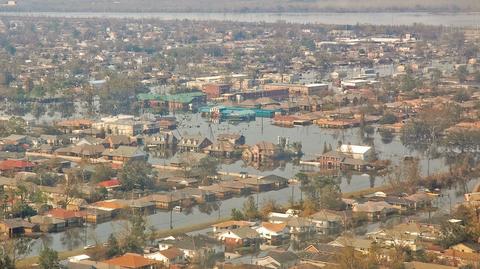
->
[159,247,183,259]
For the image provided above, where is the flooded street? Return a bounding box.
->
[24,113,452,256]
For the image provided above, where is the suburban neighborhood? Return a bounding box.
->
[0,2,477,269]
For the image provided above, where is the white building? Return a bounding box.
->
[339,144,372,161]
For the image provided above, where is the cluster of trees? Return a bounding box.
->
[230,174,345,221]
[177,154,220,182]
[0,238,61,269]
[231,196,284,221]
[0,117,26,137]
[38,246,61,269]
[401,103,462,152]
[334,240,439,269]
[378,112,398,125]
[97,73,148,116]
[444,127,480,154]
[0,183,46,219]
[118,159,156,191]
[299,174,345,216]
[231,196,260,221]
[231,173,345,221]
[102,212,156,260]
[387,158,422,194]
[436,204,480,249]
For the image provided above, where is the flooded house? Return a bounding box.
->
[315,144,373,171]
[217,133,246,146]
[143,131,178,149]
[102,146,147,162]
[0,218,39,238]
[204,140,237,157]
[242,141,280,162]
[178,134,213,152]
[103,134,133,149]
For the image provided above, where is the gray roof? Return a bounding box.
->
[259,174,289,184]
[263,250,298,264]
[102,146,146,158]
[162,235,221,251]
[287,217,312,228]
[309,209,348,222]
[230,226,259,239]
[104,135,131,145]
[30,215,65,225]
[1,218,37,228]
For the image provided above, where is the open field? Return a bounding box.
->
[3,0,480,13]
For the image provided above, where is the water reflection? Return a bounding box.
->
[60,228,83,251]
[24,114,452,256]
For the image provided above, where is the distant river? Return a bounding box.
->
[0,11,479,26]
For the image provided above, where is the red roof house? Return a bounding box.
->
[97,178,122,189]
[0,159,35,172]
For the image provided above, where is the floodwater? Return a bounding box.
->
[24,113,451,257]
[0,11,479,26]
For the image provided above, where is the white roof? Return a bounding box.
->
[69,254,90,262]
[268,212,290,219]
[339,144,371,154]
[306,83,328,87]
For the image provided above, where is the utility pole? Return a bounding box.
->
[169,192,173,229]
[256,177,259,208]
[291,184,295,207]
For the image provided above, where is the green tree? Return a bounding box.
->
[453,90,471,103]
[118,160,155,191]
[242,196,259,220]
[38,246,60,269]
[2,237,33,265]
[191,156,219,185]
[456,65,469,83]
[106,234,122,258]
[11,202,36,218]
[295,172,309,203]
[300,38,316,51]
[400,71,421,92]
[401,103,462,153]
[444,129,480,153]
[380,129,394,144]
[322,142,329,154]
[387,158,421,194]
[260,199,282,219]
[91,164,116,183]
[98,73,147,115]
[0,117,26,136]
[0,252,14,269]
[303,176,344,211]
[31,103,46,120]
[378,113,397,124]
[231,208,244,221]
[430,69,442,87]
[122,212,148,254]
[475,71,480,83]
[436,221,468,249]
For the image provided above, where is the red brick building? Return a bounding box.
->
[202,83,231,100]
